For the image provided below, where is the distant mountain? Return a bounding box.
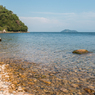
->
[61,29,78,32]
[0,5,28,32]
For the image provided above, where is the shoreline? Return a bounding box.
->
[0,32,29,33]
[0,62,32,95]
[0,31,29,33]
[0,57,95,95]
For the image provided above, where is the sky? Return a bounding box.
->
[1,0,95,32]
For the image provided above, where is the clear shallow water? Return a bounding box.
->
[0,32,95,94]
[0,32,95,70]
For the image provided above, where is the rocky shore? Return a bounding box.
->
[0,58,95,95]
[0,62,32,95]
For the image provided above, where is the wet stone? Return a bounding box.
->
[60,88,69,93]
[72,49,89,54]
[0,58,95,94]
[40,79,51,85]
[84,88,95,94]
[71,84,79,88]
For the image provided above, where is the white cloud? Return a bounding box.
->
[20,17,59,24]
[31,12,76,15]
[20,12,95,32]
[20,17,62,32]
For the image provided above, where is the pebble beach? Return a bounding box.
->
[0,57,95,95]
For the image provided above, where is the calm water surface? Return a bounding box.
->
[0,32,95,94]
[0,32,95,71]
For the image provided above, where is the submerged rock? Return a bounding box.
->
[84,88,95,94]
[71,84,79,88]
[60,88,68,93]
[40,79,51,85]
[72,49,89,54]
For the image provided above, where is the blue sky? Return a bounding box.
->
[1,0,95,32]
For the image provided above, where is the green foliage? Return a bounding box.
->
[0,5,28,32]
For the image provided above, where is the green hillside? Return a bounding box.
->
[0,5,28,32]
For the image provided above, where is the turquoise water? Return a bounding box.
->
[0,32,95,70]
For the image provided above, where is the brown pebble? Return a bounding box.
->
[40,79,51,85]
[84,88,95,94]
[60,88,68,93]
[71,84,79,88]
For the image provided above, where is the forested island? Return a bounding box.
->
[0,5,28,33]
[61,29,78,33]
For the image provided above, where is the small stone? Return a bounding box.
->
[40,79,51,85]
[17,86,25,92]
[84,88,95,94]
[60,88,68,93]
[24,92,34,95]
[71,84,79,88]
[14,92,25,95]
[77,91,82,95]
[11,84,15,89]
[88,85,95,89]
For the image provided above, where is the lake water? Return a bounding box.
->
[0,32,95,94]
[0,32,95,67]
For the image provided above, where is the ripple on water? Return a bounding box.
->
[0,32,95,94]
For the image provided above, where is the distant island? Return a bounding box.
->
[0,5,28,33]
[61,29,78,33]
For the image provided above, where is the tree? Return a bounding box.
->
[0,5,28,32]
